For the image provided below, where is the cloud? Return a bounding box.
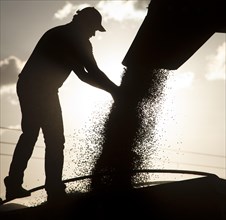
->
[205,42,225,80]
[54,1,148,22]
[97,0,147,22]
[133,0,150,10]
[0,84,16,96]
[54,2,90,20]
[0,56,25,88]
[54,2,75,20]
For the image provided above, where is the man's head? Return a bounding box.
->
[72,7,106,37]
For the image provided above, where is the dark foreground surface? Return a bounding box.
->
[1,176,226,220]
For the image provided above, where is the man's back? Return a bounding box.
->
[19,23,93,90]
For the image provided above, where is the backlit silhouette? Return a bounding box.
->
[4,7,119,202]
[1,0,226,219]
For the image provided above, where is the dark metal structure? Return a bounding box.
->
[122,0,226,70]
[0,170,226,219]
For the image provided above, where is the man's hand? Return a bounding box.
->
[110,85,124,104]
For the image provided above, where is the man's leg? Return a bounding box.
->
[41,93,66,200]
[5,90,40,199]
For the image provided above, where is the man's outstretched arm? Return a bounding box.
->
[74,65,120,100]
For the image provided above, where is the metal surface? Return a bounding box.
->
[122,0,226,70]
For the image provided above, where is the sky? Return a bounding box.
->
[0,0,225,204]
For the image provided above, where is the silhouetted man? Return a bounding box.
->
[4,7,119,202]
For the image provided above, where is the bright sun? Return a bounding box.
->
[58,60,123,135]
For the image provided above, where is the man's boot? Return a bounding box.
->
[4,176,31,200]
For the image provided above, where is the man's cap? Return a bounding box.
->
[76,7,106,32]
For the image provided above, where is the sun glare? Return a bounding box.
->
[154,70,194,130]
[59,82,111,133]
[58,61,123,136]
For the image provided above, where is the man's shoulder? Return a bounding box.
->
[44,24,67,36]
[38,24,71,45]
